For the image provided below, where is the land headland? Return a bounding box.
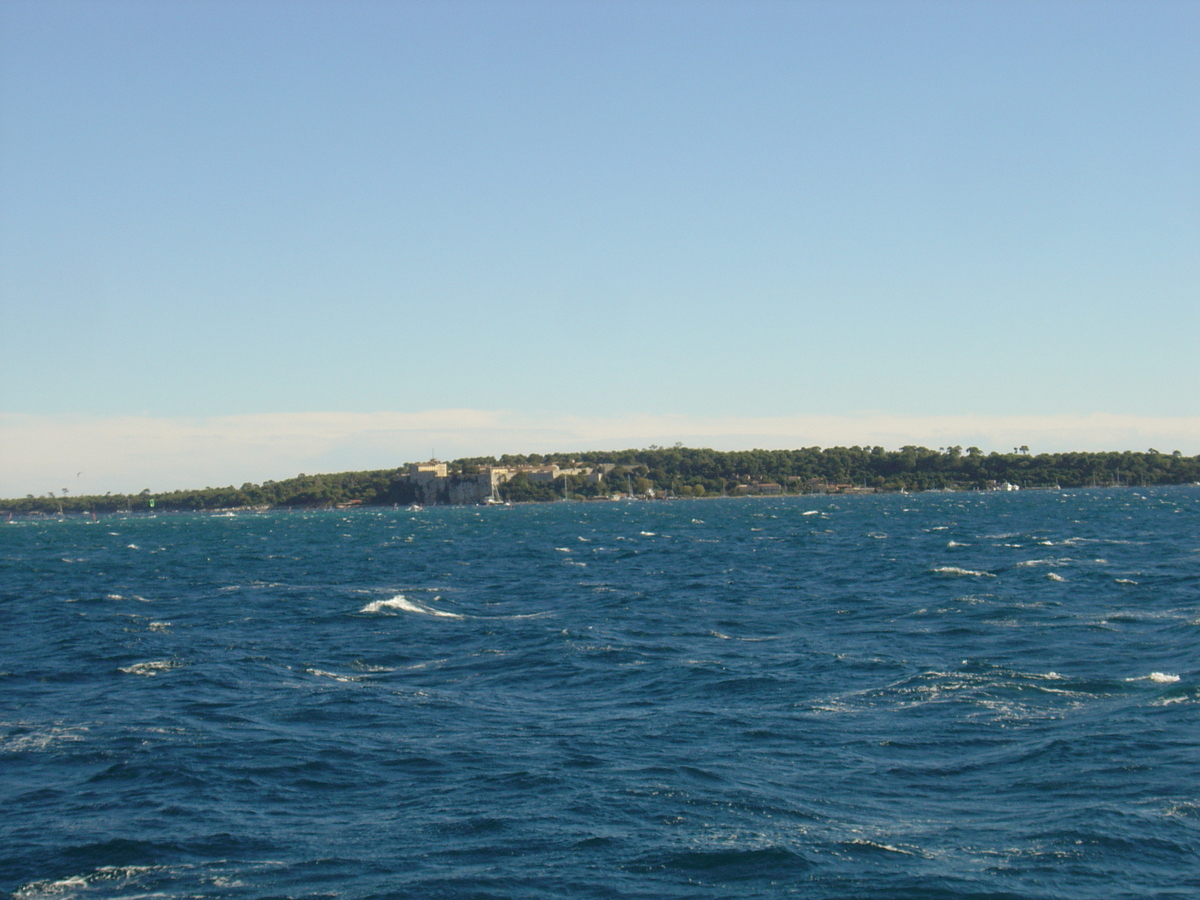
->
[4,446,1199,515]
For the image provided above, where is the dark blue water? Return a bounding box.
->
[2,489,1198,899]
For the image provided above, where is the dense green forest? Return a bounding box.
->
[4,445,1199,514]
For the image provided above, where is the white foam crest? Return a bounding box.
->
[1154,695,1192,706]
[1125,672,1181,684]
[640,531,656,536]
[119,660,179,676]
[822,666,1102,722]
[13,875,89,898]
[1,725,88,754]
[1046,572,1066,582]
[360,594,463,618]
[931,566,995,578]
[946,540,968,547]
[801,510,820,516]
[845,839,919,856]
[351,662,394,673]
[1015,557,1072,568]
[14,866,159,899]
[305,667,361,683]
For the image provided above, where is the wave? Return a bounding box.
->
[841,838,923,857]
[360,594,463,618]
[1,724,88,754]
[1016,557,1073,568]
[118,660,180,676]
[1127,672,1181,684]
[14,865,168,900]
[931,566,995,578]
[630,844,811,876]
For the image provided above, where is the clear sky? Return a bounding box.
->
[1,0,1197,495]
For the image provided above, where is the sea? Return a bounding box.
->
[2,488,1198,899]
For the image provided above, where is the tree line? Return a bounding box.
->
[4,446,1198,514]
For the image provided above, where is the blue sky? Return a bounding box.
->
[1,1,1197,494]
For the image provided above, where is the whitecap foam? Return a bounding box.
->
[1046,572,1066,582]
[844,839,918,856]
[1016,557,1072,568]
[119,660,179,676]
[931,566,995,578]
[360,594,463,618]
[1126,672,1181,684]
[1,725,88,754]
[14,875,89,898]
[351,661,394,673]
[14,865,159,899]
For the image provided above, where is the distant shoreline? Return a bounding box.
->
[12,481,1197,521]
[5,445,1199,515]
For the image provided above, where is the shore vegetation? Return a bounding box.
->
[5,446,1198,514]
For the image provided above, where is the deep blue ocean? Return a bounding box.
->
[2,489,1198,899]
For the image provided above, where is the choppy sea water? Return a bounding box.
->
[2,488,1198,899]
